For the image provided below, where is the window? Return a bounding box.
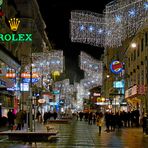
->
[141,38,144,52]
[128,58,130,66]
[137,43,140,57]
[134,50,136,60]
[145,32,148,46]
[141,69,144,85]
[137,73,140,85]
[131,53,133,61]
[146,72,148,84]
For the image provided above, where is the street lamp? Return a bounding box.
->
[131,42,137,48]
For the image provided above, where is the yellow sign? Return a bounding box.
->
[8,18,20,31]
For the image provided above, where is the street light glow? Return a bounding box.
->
[131,43,137,48]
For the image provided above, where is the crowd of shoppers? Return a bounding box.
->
[75,109,148,135]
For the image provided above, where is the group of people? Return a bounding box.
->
[36,111,58,124]
[7,109,27,130]
[76,109,145,135]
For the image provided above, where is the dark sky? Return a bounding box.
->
[37,0,112,83]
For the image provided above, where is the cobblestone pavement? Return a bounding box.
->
[0,119,148,148]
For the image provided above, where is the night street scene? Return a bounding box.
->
[0,0,148,148]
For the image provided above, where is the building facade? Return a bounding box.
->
[0,0,51,117]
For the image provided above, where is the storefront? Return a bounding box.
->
[0,45,20,117]
[125,85,146,114]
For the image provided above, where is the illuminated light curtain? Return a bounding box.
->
[80,52,103,89]
[70,10,105,47]
[70,0,148,47]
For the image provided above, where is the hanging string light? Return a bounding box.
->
[70,0,148,48]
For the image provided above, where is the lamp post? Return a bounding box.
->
[0,103,2,117]
[28,52,33,132]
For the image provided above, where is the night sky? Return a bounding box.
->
[37,0,112,83]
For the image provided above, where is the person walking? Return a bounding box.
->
[7,109,15,130]
[96,112,104,135]
[16,110,23,130]
[142,113,148,135]
[7,109,13,127]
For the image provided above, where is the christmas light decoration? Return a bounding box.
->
[70,0,148,47]
[30,50,64,79]
[80,52,103,89]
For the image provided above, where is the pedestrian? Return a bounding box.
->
[88,112,93,125]
[93,112,96,125]
[36,111,41,122]
[96,112,104,135]
[7,109,15,130]
[142,113,148,135]
[16,110,23,130]
[7,109,13,127]
[53,111,58,120]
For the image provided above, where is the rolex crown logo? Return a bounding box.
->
[8,18,20,31]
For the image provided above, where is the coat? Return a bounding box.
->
[96,117,104,127]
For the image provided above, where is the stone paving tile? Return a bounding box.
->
[0,119,148,147]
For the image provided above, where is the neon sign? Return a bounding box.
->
[0,18,32,42]
[0,33,32,42]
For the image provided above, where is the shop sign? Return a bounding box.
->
[0,0,3,6]
[125,85,138,98]
[0,33,32,42]
[110,60,123,74]
[93,93,101,97]
[113,80,124,88]
[0,18,32,42]
[137,85,146,94]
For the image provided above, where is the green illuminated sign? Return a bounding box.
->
[0,0,3,6]
[0,33,32,42]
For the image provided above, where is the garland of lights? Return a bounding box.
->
[80,51,103,73]
[70,0,148,47]
[80,52,103,88]
[25,50,64,76]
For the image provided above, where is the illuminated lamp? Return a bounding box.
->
[32,72,39,78]
[101,97,105,102]
[131,42,137,48]
[21,72,39,78]
[52,71,60,80]
[6,71,16,78]
[21,72,30,78]
[38,99,46,104]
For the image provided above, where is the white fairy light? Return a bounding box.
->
[70,0,148,48]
